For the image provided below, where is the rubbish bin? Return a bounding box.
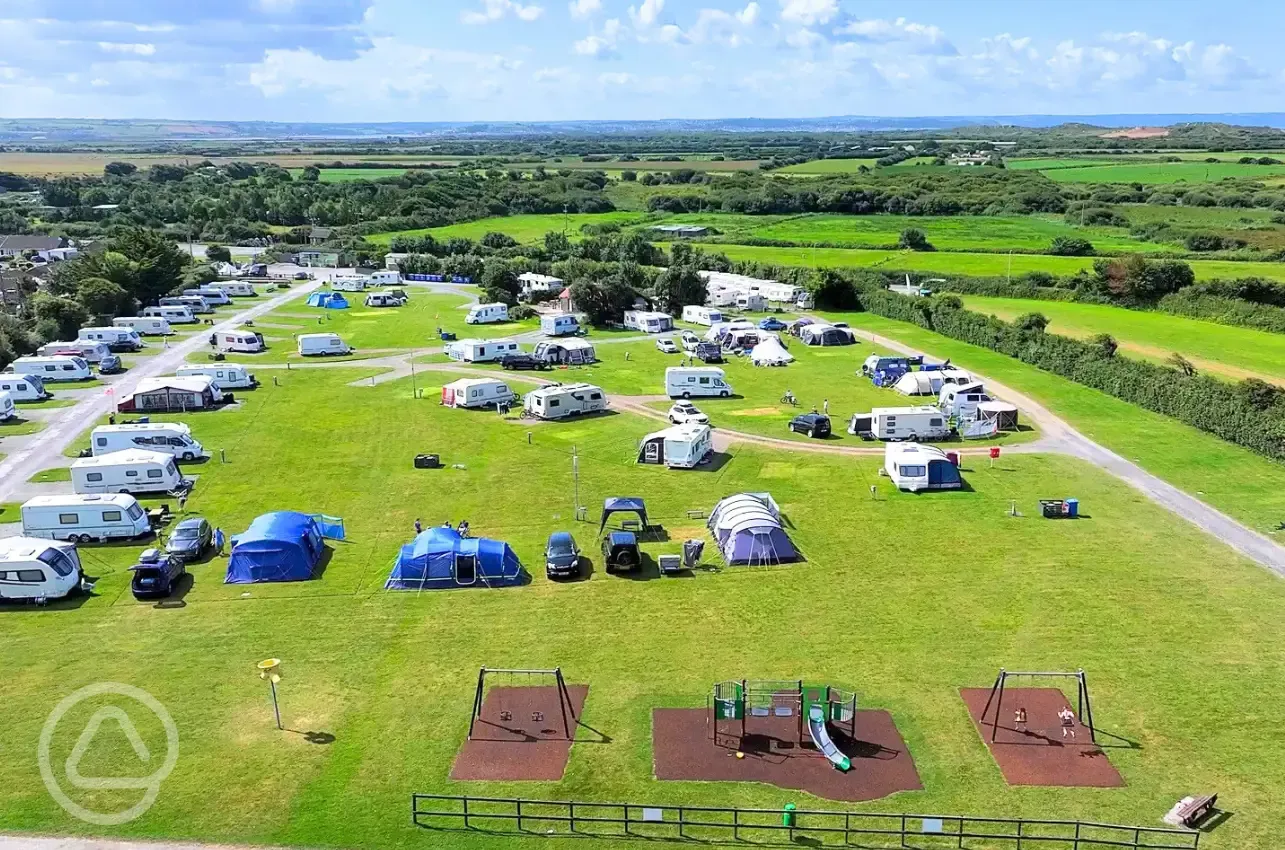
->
[682,539,705,568]
[1065,498,1079,518]
[782,803,796,828]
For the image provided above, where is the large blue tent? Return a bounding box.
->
[385,526,524,590]
[225,511,324,584]
[306,291,349,309]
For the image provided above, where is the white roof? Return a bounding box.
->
[178,363,249,372]
[939,368,972,382]
[0,536,75,562]
[298,332,343,341]
[519,272,563,284]
[871,405,943,416]
[22,493,140,508]
[72,449,172,469]
[978,400,1017,413]
[135,376,215,394]
[894,373,939,394]
[750,336,794,365]
[469,302,508,310]
[541,337,592,350]
[642,423,711,443]
[80,326,132,334]
[94,422,191,433]
[449,337,514,348]
[709,493,784,536]
[885,442,950,463]
[443,378,509,391]
[528,382,602,397]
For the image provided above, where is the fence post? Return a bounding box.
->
[678,806,684,839]
[569,801,575,835]
[844,812,851,846]
[517,798,523,833]
[1134,827,1140,849]
[901,814,907,849]
[733,807,739,841]
[1074,821,1081,850]
[624,804,630,837]
[958,816,965,849]
[463,796,469,830]
[1017,820,1023,850]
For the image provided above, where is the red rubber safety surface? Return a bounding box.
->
[450,685,589,781]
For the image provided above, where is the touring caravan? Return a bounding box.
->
[298,333,351,356]
[665,367,733,399]
[466,303,510,325]
[0,390,14,421]
[91,423,204,461]
[682,306,724,326]
[0,537,84,602]
[795,291,815,310]
[214,281,257,297]
[885,443,962,492]
[445,338,520,363]
[847,406,952,441]
[78,327,143,351]
[540,313,580,336]
[735,293,767,312]
[367,270,401,286]
[939,382,991,419]
[533,338,595,365]
[185,287,231,306]
[20,494,152,543]
[0,373,49,401]
[213,329,265,353]
[637,424,713,469]
[114,316,174,335]
[5,356,92,382]
[523,383,607,420]
[177,364,257,390]
[38,341,111,364]
[331,275,370,292]
[71,450,186,495]
[440,378,516,409]
[624,311,674,333]
[143,305,197,324]
[161,295,212,314]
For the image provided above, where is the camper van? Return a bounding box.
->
[20,494,152,543]
[665,367,733,399]
[623,311,674,334]
[682,306,723,326]
[795,291,815,310]
[331,275,369,292]
[213,329,265,353]
[0,373,49,401]
[5,355,92,382]
[176,364,257,390]
[78,327,143,352]
[540,313,580,336]
[445,338,520,363]
[523,383,607,420]
[38,341,111,364]
[0,537,84,602]
[847,406,952,441]
[161,295,212,314]
[71,450,186,495]
[114,316,174,336]
[364,292,403,308]
[298,333,351,357]
[214,281,257,297]
[938,382,991,419]
[185,287,231,306]
[368,270,401,286]
[143,305,197,324]
[440,378,516,409]
[466,303,510,325]
[637,424,713,469]
[884,443,962,492]
[0,390,14,421]
[91,423,204,461]
[862,354,911,377]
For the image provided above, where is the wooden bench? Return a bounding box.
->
[1175,794,1217,828]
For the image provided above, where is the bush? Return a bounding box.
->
[898,228,932,251]
[1184,232,1227,252]
[508,304,537,321]
[1049,236,1095,256]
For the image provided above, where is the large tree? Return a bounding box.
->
[30,293,90,342]
[651,264,706,316]
[76,277,136,319]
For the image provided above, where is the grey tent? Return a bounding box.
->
[599,497,648,532]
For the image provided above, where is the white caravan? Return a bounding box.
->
[114,316,174,335]
[0,537,84,602]
[795,291,815,310]
[847,406,953,441]
[71,450,185,495]
[331,275,370,292]
[636,424,713,469]
[91,423,204,461]
[665,367,733,399]
[185,287,231,306]
[5,356,92,382]
[735,293,767,312]
[938,382,991,419]
[0,373,50,401]
[440,378,516,409]
[38,341,111,364]
[466,303,510,325]
[624,311,674,333]
[445,338,519,363]
[885,443,963,492]
[0,390,14,421]
[297,333,351,356]
[540,314,580,336]
[214,281,257,297]
[682,306,724,326]
[176,364,257,390]
[523,383,607,420]
[143,305,197,324]
[20,494,152,543]
[78,327,143,351]
[161,295,212,314]
[367,270,401,286]
[214,329,265,352]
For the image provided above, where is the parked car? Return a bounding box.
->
[129,548,187,600]
[293,271,310,280]
[601,531,641,574]
[789,412,832,438]
[544,532,581,579]
[98,354,124,375]
[694,342,724,363]
[655,337,679,354]
[680,331,701,352]
[165,517,212,562]
[500,353,551,371]
[668,401,709,425]
[758,317,788,332]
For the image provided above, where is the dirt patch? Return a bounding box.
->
[727,407,786,417]
[959,688,1123,787]
[1100,127,1170,139]
[653,708,921,803]
[451,685,589,781]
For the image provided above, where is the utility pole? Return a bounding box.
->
[572,446,580,518]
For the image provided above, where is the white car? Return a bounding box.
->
[668,401,710,425]
[655,337,679,354]
[680,330,701,353]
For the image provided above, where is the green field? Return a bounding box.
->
[778,157,937,175]
[367,212,650,246]
[1035,161,1285,184]
[287,168,411,182]
[1006,159,1120,171]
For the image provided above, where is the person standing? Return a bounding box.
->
[414,518,423,534]
[1014,707,1028,734]
[823,398,830,415]
[214,527,226,556]
[1058,706,1076,739]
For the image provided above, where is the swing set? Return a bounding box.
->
[467,667,578,741]
[978,668,1097,743]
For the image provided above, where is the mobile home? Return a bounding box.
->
[5,355,92,382]
[161,295,212,314]
[636,424,713,469]
[214,281,257,297]
[540,313,580,336]
[71,450,185,495]
[78,327,143,351]
[847,406,952,441]
[176,364,257,390]
[0,537,84,602]
[38,341,111,364]
[331,275,370,292]
[0,390,14,421]
[213,329,265,353]
[466,303,510,325]
[185,287,231,306]
[444,338,520,363]
[938,382,991,419]
[682,306,723,326]
[885,443,962,492]
[20,494,152,543]
[297,333,351,357]
[522,383,607,420]
[440,378,516,409]
[143,305,197,324]
[665,366,733,399]
[0,373,50,401]
[91,423,204,461]
[624,310,674,334]
[114,316,174,335]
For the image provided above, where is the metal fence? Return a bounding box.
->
[412,795,1199,850]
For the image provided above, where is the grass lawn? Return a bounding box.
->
[27,466,71,483]
[1036,161,1285,184]
[367,212,650,246]
[286,168,410,182]
[0,417,46,437]
[956,295,1285,384]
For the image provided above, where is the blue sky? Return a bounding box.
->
[1,0,1282,122]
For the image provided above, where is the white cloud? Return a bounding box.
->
[778,0,837,27]
[569,0,602,18]
[837,17,955,55]
[574,17,623,57]
[629,0,665,28]
[737,2,761,26]
[599,71,633,85]
[461,0,545,25]
[785,28,825,50]
[97,42,157,56]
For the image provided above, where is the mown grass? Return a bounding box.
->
[1036,161,1285,184]
[367,212,650,246]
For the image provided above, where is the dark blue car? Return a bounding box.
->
[758,317,788,332]
[545,531,581,579]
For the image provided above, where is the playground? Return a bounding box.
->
[652,680,922,802]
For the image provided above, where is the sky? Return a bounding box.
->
[1,0,1283,123]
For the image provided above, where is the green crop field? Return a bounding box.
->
[1005,159,1120,171]
[1035,161,1285,184]
[367,212,650,246]
[285,168,411,182]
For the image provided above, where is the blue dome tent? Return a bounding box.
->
[306,291,349,310]
[385,526,524,590]
[225,511,325,584]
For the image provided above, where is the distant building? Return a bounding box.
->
[0,235,64,258]
[0,268,31,307]
[651,225,709,238]
[949,152,991,167]
[293,250,339,267]
[518,272,564,300]
[385,252,409,270]
[307,226,333,244]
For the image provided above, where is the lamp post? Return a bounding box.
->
[258,658,284,730]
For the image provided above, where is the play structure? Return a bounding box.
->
[467,667,578,741]
[712,680,857,771]
[978,668,1097,743]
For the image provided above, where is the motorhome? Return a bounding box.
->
[847,406,953,441]
[885,443,962,492]
[862,354,910,377]
[5,355,92,382]
[176,364,257,390]
[185,286,231,306]
[939,382,991,419]
[20,494,152,543]
[540,313,580,336]
[91,423,204,461]
[114,316,174,335]
[214,281,257,297]
[0,537,84,602]
[682,306,723,326]
[364,292,403,308]
[297,333,351,356]
[161,295,212,314]
[0,390,14,421]
[624,310,674,333]
[78,327,143,351]
[143,305,197,324]
[38,341,111,364]
[0,373,49,401]
[636,424,713,469]
[440,378,516,409]
[444,338,520,363]
[665,367,733,399]
[213,329,265,353]
[367,270,401,286]
[522,383,607,420]
[71,450,186,495]
[466,303,510,325]
[331,275,369,292]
